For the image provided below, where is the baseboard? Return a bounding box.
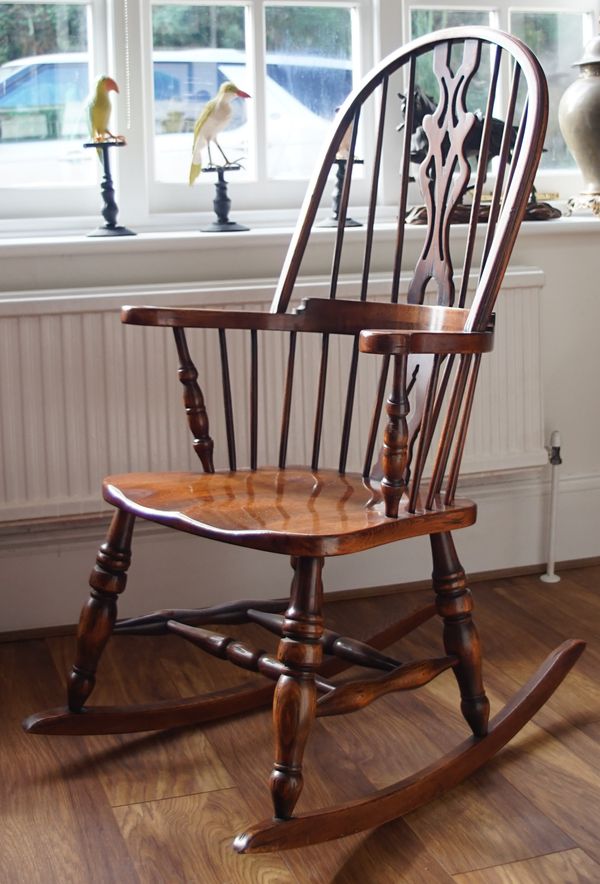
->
[2,555,598,644]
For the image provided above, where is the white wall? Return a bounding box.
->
[1,217,599,632]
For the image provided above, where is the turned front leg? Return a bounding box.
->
[430,532,490,737]
[271,557,324,820]
[68,510,135,712]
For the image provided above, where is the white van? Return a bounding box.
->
[0,49,352,184]
[0,49,351,139]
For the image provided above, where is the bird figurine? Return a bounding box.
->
[189,81,250,185]
[87,75,123,146]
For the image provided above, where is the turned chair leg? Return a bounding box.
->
[430,532,490,737]
[270,556,324,820]
[68,510,135,712]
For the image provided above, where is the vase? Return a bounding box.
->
[558,35,600,213]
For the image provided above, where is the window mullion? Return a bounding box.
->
[109,0,151,224]
[249,0,267,181]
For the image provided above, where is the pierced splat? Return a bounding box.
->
[408,40,482,306]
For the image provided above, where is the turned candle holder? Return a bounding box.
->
[319,158,363,228]
[84,139,135,237]
[202,164,249,232]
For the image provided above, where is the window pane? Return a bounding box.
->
[151,4,248,184]
[410,9,491,111]
[0,3,92,186]
[511,10,586,170]
[265,5,353,179]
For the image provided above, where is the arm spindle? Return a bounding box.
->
[381,353,410,517]
[172,327,214,472]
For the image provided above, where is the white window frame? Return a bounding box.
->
[399,0,600,198]
[131,0,372,216]
[0,0,373,230]
[0,0,598,233]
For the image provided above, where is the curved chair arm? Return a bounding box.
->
[359,329,494,356]
[359,326,493,518]
[121,300,474,337]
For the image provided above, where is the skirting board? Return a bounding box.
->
[1,471,599,633]
[2,555,599,644]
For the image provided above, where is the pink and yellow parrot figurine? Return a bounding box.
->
[87,75,122,144]
[189,81,250,185]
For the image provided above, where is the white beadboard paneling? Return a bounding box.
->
[0,270,546,521]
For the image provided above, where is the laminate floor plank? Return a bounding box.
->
[7,566,600,883]
[467,581,600,742]
[46,634,235,807]
[113,789,296,884]
[166,632,453,882]
[451,847,600,883]
[0,641,139,884]
[321,680,575,875]
[393,605,600,871]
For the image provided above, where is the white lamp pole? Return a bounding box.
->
[540,430,562,584]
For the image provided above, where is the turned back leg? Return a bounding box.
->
[68,509,135,712]
[430,532,490,737]
[270,556,324,820]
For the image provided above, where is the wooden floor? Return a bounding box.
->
[2,565,600,883]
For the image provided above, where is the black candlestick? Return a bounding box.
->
[201,164,249,232]
[319,158,362,228]
[84,140,135,237]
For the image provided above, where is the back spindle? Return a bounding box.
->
[311,333,330,471]
[458,43,502,308]
[360,75,389,303]
[219,328,237,471]
[407,354,442,512]
[481,62,521,271]
[250,329,258,471]
[444,353,482,504]
[278,330,297,469]
[392,55,416,304]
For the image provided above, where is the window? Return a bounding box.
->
[0,0,598,230]
[406,1,598,196]
[145,1,363,214]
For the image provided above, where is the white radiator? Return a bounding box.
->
[0,268,546,522]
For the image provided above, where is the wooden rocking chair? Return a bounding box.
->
[25,28,584,853]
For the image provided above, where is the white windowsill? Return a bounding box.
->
[0,209,598,260]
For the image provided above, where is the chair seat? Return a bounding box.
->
[103,468,476,557]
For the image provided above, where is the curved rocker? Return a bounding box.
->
[234,640,585,854]
[23,605,436,736]
[22,679,276,736]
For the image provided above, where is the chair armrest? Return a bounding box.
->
[121,305,297,331]
[359,329,494,356]
[121,300,477,337]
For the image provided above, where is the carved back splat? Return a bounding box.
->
[407,40,481,306]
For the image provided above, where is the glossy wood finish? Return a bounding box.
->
[270,557,324,819]
[315,655,457,717]
[431,532,490,737]
[23,28,572,857]
[24,680,277,736]
[68,509,135,712]
[23,600,437,735]
[235,640,585,853]
[9,573,600,881]
[102,469,477,557]
[122,297,471,333]
[246,609,403,671]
